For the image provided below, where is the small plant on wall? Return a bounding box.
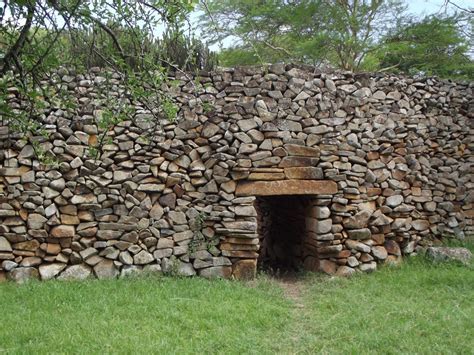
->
[188,211,219,256]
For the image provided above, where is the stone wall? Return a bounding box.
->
[0,64,472,282]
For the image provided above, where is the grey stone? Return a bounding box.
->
[412,219,430,231]
[2,260,18,271]
[39,263,67,280]
[0,237,12,252]
[372,246,388,260]
[426,247,472,265]
[119,251,133,265]
[57,264,92,280]
[316,219,332,234]
[113,171,132,183]
[28,214,47,229]
[50,178,66,191]
[168,211,187,224]
[143,264,163,274]
[93,260,119,279]
[8,267,39,283]
[386,195,403,207]
[120,265,143,278]
[133,250,154,265]
[42,186,60,199]
[343,210,371,229]
[313,207,330,219]
[199,266,232,279]
[347,228,371,240]
[346,240,371,253]
[359,262,377,273]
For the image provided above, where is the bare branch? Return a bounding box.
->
[1,2,35,75]
[445,0,474,13]
[262,41,293,57]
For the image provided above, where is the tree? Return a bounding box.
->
[0,0,216,161]
[376,15,474,79]
[200,0,406,71]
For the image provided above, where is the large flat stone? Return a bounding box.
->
[236,180,337,196]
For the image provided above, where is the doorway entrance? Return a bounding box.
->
[254,195,312,273]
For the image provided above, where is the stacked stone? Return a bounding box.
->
[0,64,472,282]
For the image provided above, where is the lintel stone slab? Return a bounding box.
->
[236,179,337,196]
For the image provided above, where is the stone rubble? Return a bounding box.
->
[0,64,472,282]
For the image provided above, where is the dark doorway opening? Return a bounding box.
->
[254,195,312,273]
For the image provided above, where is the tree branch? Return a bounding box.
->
[1,2,35,75]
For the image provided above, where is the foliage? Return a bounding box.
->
[201,0,472,78]
[188,211,219,256]
[0,0,217,163]
[65,24,218,72]
[376,15,474,79]
[200,0,407,71]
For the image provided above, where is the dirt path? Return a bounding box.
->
[273,273,307,308]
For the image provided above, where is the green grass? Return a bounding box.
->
[0,257,472,354]
[292,257,474,354]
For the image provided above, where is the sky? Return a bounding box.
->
[408,0,472,15]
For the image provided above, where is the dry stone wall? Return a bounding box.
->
[0,64,472,282]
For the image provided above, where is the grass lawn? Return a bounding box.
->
[0,256,472,354]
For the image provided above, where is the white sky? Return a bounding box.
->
[408,0,472,15]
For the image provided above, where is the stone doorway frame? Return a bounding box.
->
[225,179,338,279]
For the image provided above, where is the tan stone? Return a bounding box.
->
[367,152,379,160]
[385,255,402,266]
[372,234,385,245]
[13,240,40,252]
[464,209,474,218]
[220,243,259,251]
[319,259,337,274]
[222,250,258,258]
[61,214,80,225]
[278,156,319,168]
[284,144,320,157]
[336,266,356,277]
[223,237,259,245]
[88,134,98,146]
[284,167,323,180]
[50,225,75,238]
[221,181,236,194]
[46,243,61,255]
[367,188,382,197]
[78,210,94,221]
[411,186,422,196]
[232,259,257,280]
[385,240,401,256]
[236,180,337,196]
[248,172,286,181]
[0,166,30,176]
[358,201,376,212]
[336,250,352,258]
